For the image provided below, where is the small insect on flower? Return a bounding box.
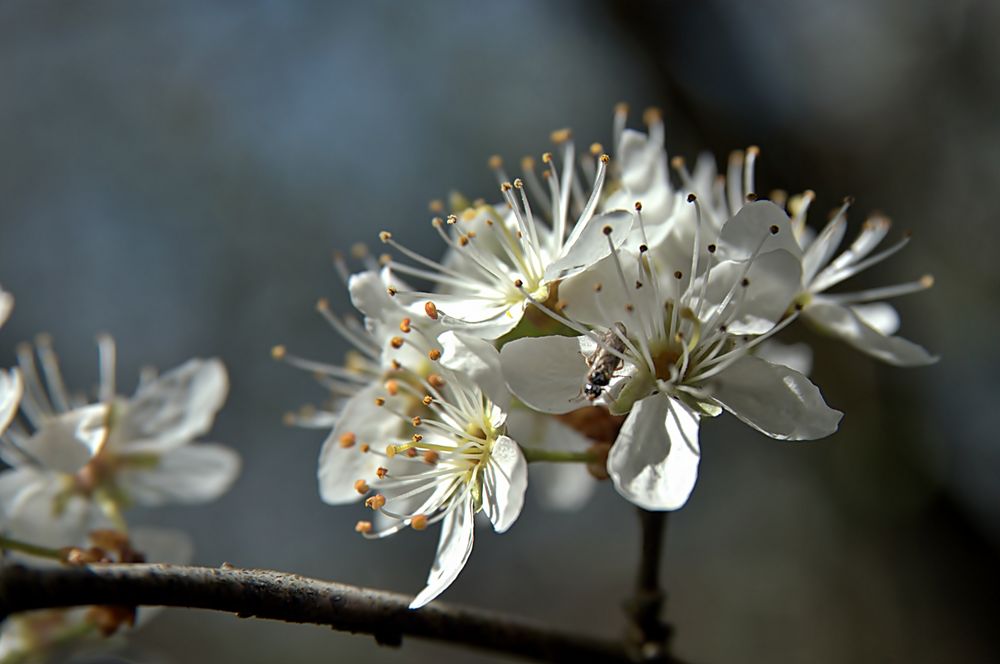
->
[583,322,628,400]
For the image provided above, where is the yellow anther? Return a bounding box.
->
[270,345,287,360]
[365,494,386,510]
[355,520,373,534]
[424,301,439,320]
[376,467,389,479]
[550,128,572,144]
[410,515,429,531]
[423,450,439,465]
[428,349,441,361]
[390,336,404,349]
[339,432,357,448]
[399,318,412,333]
[379,231,392,243]
[374,397,386,407]
[354,479,370,494]
[427,374,446,389]
[385,379,399,396]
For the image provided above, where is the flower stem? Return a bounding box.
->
[0,535,64,561]
[519,446,594,464]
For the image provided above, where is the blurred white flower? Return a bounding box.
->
[0,288,21,438]
[0,335,238,548]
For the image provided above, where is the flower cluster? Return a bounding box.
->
[282,105,935,607]
[0,293,239,661]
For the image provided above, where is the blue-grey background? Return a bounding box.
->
[1,1,997,662]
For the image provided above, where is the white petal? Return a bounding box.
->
[507,409,595,511]
[438,331,507,408]
[318,383,400,504]
[0,368,22,435]
[696,250,802,334]
[481,435,527,533]
[348,268,400,322]
[850,302,900,335]
[409,495,475,609]
[117,443,240,506]
[544,210,633,282]
[754,340,814,376]
[118,358,228,452]
[21,404,109,473]
[0,288,11,327]
[607,394,701,511]
[1,470,102,550]
[500,336,590,414]
[395,290,521,340]
[804,301,936,366]
[718,201,803,261]
[711,355,842,440]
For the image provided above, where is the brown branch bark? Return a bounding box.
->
[624,509,672,662]
[0,562,632,663]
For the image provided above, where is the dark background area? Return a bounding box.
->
[1,1,997,662]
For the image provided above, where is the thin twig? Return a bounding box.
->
[0,562,630,663]
[624,508,672,662]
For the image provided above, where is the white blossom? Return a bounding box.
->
[377,138,633,340]
[501,200,841,510]
[0,335,238,547]
[334,332,526,608]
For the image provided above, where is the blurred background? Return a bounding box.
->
[1,0,997,662]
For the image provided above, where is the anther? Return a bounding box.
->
[410,515,429,531]
[514,279,524,288]
[412,434,423,443]
[488,155,503,170]
[405,448,418,458]
[390,336,404,349]
[746,193,758,202]
[378,231,392,243]
[920,275,935,288]
[424,301,439,319]
[365,494,386,510]
[315,298,330,313]
[590,142,603,155]
[639,244,648,253]
[360,443,370,453]
[429,199,444,213]
[550,128,572,144]
[599,154,610,164]
[354,479,370,494]
[635,201,643,211]
[385,379,399,396]
[427,348,441,361]
[673,271,683,279]
[376,467,389,479]
[769,225,779,235]
[339,432,357,448]
[625,304,634,313]
[421,395,433,406]
[386,287,397,296]
[635,281,643,289]
[423,450,439,465]
[642,107,662,125]
[427,374,446,389]
[602,225,613,235]
[391,359,402,370]
[411,416,422,426]
[355,521,373,534]
[399,318,412,333]
[500,182,513,193]
[707,244,717,253]
[513,178,524,189]
[270,345,287,360]
[593,283,603,292]
[542,152,553,164]
[741,278,750,287]
[687,193,697,203]
[374,397,386,407]
[379,253,391,266]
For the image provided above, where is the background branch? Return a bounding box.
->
[0,562,632,663]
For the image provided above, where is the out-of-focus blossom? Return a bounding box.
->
[0,335,238,548]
